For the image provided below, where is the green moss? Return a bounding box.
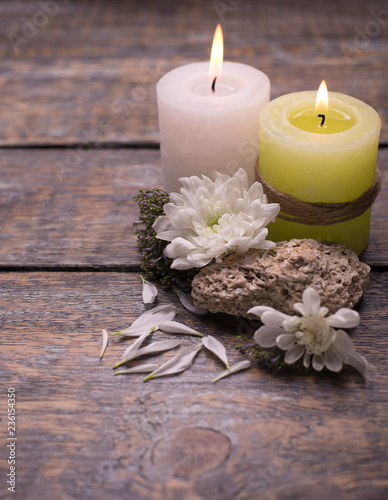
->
[133,188,199,293]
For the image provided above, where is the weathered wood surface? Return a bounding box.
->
[0,147,387,268]
[0,0,387,146]
[1,271,387,500]
[1,1,388,499]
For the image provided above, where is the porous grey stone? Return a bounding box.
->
[191,239,370,317]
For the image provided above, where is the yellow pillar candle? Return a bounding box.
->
[258,82,381,255]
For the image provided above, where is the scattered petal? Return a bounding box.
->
[202,335,229,369]
[112,304,177,337]
[113,339,181,369]
[121,330,150,359]
[143,343,202,381]
[111,325,156,338]
[100,329,109,359]
[158,321,204,337]
[114,363,159,375]
[212,360,251,383]
[141,276,158,304]
[174,288,207,315]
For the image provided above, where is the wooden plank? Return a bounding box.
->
[0,0,387,145]
[1,271,387,500]
[0,147,387,268]
[0,148,163,268]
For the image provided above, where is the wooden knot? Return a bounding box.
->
[150,427,231,479]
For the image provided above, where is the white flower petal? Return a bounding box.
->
[276,333,297,350]
[202,335,229,369]
[121,330,150,359]
[152,215,170,234]
[284,344,305,364]
[158,321,204,337]
[100,329,109,359]
[302,287,321,315]
[144,343,202,381]
[293,302,307,316]
[134,339,181,358]
[261,310,292,328]
[174,289,207,315]
[114,339,181,369]
[248,305,278,319]
[131,304,177,329]
[312,354,324,371]
[335,329,357,353]
[333,331,368,376]
[112,304,177,337]
[345,351,368,376]
[303,352,311,368]
[114,363,159,375]
[328,309,360,329]
[212,360,251,383]
[324,347,343,372]
[254,325,284,348]
[141,277,158,304]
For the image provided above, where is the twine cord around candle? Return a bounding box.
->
[255,167,381,226]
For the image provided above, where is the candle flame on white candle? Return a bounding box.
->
[209,24,223,80]
[315,80,328,113]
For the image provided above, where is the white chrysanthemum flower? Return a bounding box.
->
[248,287,368,376]
[153,169,280,270]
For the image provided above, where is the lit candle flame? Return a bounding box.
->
[315,80,328,113]
[209,24,223,80]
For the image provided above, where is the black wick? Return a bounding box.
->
[211,76,217,93]
[318,114,326,127]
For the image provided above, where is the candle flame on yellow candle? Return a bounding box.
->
[315,80,329,113]
[209,24,223,80]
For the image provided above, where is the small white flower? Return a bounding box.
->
[153,169,280,270]
[248,287,367,376]
[141,276,158,304]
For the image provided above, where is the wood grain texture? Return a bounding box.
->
[0,147,387,268]
[0,271,387,500]
[0,0,387,145]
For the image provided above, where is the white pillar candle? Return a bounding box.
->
[157,30,270,193]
